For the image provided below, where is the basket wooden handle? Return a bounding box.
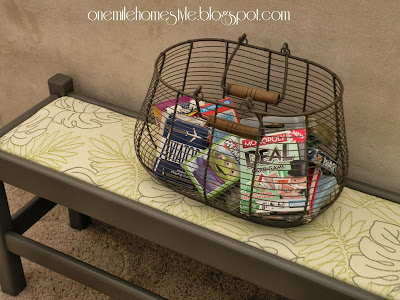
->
[206,116,259,140]
[227,84,280,105]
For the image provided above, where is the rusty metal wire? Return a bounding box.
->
[134,34,347,227]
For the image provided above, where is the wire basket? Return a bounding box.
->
[134,34,348,227]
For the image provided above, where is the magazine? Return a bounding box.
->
[183,135,240,199]
[153,96,205,132]
[307,166,322,215]
[153,115,209,186]
[239,129,308,215]
[200,98,240,143]
[311,175,337,216]
[153,96,193,129]
[308,148,338,174]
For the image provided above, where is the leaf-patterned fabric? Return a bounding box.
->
[1,96,399,299]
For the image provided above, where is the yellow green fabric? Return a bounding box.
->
[1,96,399,299]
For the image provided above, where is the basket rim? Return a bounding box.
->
[152,37,344,117]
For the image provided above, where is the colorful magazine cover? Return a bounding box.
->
[307,166,322,215]
[311,175,337,216]
[239,129,308,215]
[308,148,338,174]
[183,135,240,200]
[153,115,209,186]
[200,98,240,143]
[153,96,203,131]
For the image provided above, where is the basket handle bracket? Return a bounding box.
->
[279,42,291,103]
[193,85,206,119]
[220,34,291,106]
[220,34,248,93]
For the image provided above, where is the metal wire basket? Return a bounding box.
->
[134,34,347,227]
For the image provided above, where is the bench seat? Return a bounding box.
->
[0,91,399,299]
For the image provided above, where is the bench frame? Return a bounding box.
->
[0,74,397,299]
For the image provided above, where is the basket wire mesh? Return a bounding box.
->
[134,34,347,227]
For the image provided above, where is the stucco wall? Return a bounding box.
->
[1,0,399,193]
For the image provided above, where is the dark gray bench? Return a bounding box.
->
[0,74,398,299]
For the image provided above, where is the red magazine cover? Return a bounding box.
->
[308,166,322,214]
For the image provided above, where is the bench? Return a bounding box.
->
[0,74,399,299]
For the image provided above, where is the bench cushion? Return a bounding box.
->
[1,96,399,299]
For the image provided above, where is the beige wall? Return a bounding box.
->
[1,0,399,193]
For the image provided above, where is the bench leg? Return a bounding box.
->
[0,182,26,295]
[68,209,91,230]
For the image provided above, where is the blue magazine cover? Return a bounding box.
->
[153,115,209,186]
[200,98,240,143]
